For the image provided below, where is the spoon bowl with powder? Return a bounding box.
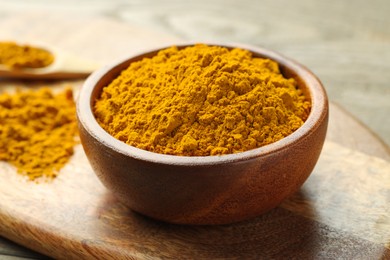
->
[77,43,329,225]
[0,41,100,79]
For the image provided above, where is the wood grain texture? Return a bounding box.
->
[1,99,388,259]
[113,0,390,147]
[77,43,329,225]
[0,11,389,260]
[327,103,390,161]
[0,140,389,259]
[0,236,50,260]
[1,0,390,145]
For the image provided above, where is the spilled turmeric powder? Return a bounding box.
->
[0,88,78,180]
[0,41,54,69]
[94,44,311,156]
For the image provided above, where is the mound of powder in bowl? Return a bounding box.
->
[93,44,311,156]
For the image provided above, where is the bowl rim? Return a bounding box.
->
[77,42,328,166]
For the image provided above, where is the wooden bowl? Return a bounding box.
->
[76,43,329,225]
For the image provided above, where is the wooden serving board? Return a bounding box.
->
[1,13,390,259]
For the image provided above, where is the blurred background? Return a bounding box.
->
[1,0,389,146]
[0,1,390,259]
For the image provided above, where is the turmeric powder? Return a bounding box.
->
[0,41,54,69]
[0,88,78,180]
[94,44,311,156]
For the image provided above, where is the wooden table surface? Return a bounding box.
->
[0,2,389,259]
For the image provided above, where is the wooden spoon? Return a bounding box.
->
[0,44,101,80]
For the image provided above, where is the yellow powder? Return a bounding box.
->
[0,88,78,180]
[94,44,311,156]
[0,41,54,69]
